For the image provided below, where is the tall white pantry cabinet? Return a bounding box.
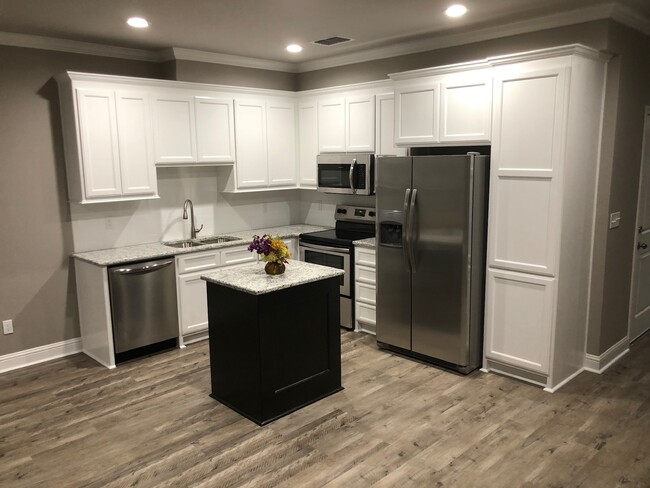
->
[482,47,608,391]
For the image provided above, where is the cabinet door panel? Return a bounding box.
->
[75,88,122,198]
[115,91,158,196]
[439,76,492,142]
[267,100,297,186]
[178,272,209,336]
[318,98,346,152]
[485,269,554,374]
[298,101,318,187]
[234,100,268,188]
[153,94,197,164]
[195,97,235,163]
[376,94,406,157]
[394,82,438,144]
[346,95,375,151]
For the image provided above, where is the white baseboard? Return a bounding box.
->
[544,367,585,393]
[0,338,82,374]
[583,336,629,374]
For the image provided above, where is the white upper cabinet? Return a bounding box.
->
[376,94,407,157]
[234,99,268,188]
[439,74,492,143]
[318,97,346,152]
[394,79,438,145]
[152,94,197,165]
[298,100,318,187]
[115,91,158,196]
[346,95,375,152]
[195,97,236,164]
[267,99,297,186]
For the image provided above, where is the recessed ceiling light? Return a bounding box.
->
[127,17,149,28]
[286,44,303,53]
[445,4,467,17]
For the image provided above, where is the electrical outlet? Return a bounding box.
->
[3,320,13,335]
[105,218,113,230]
[609,212,621,229]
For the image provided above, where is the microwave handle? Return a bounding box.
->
[349,158,357,194]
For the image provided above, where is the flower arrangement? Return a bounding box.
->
[248,234,291,264]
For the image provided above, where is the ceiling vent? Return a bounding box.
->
[312,36,353,47]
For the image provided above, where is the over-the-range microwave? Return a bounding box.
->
[317,154,374,196]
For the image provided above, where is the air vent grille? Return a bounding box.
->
[312,36,353,46]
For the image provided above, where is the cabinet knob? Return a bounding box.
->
[638,242,648,250]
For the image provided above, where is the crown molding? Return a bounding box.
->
[611,3,650,35]
[171,47,299,73]
[0,31,166,62]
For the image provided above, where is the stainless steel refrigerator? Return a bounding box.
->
[376,153,489,374]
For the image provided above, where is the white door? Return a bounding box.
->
[318,97,346,152]
[346,95,375,151]
[376,94,407,157]
[298,100,318,187]
[115,91,158,197]
[75,88,122,199]
[195,96,236,164]
[630,107,650,341]
[234,99,268,188]
[152,94,197,164]
[178,272,209,336]
[267,100,297,186]
[394,79,438,145]
[439,74,492,143]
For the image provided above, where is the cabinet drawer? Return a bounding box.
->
[177,250,221,274]
[355,247,376,268]
[355,282,376,306]
[355,302,376,333]
[222,245,256,266]
[356,266,376,285]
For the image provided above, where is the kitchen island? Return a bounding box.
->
[201,261,344,425]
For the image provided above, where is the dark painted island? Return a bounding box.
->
[201,261,344,425]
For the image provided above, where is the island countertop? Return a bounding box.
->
[201,261,344,295]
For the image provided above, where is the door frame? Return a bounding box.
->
[628,106,650,342]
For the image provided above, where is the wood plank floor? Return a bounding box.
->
[1,331,648,487]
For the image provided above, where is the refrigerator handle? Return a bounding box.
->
[403,188,412,270]
[408,189,418,272]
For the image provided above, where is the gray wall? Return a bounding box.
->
[173,60,297,90]
[0,46,161,356]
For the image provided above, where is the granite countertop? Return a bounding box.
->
[73,224,329,266]
[353,237,376,249]
[201,261,344,295]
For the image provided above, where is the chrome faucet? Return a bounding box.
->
[182,199,203,239]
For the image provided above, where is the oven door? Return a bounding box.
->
[299,242,350,296]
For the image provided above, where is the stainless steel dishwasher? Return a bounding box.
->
[108,258,178,362]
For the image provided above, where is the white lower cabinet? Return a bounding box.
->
[176,244,255,344]
[354,247,376,334]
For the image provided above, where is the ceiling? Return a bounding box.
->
[0,0,648,67]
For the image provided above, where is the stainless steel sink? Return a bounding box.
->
[196,236,241,245]
[163,240,205,249]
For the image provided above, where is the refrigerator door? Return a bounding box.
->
[410,156,472,365]
[376,156,412,350]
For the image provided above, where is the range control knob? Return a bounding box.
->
[337,208,347,214]
[369,211,376,217]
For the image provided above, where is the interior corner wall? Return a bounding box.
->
[587,23,650,356]
[173,59,298,91]
[0,45,162,356]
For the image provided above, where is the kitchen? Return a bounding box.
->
[1,1,650,486]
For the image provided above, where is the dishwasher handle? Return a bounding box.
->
[113,260,174,275]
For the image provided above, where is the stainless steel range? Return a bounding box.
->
[299,205,376,329]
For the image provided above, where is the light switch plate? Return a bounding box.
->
[609,212,621,229]
[3,319,13,335]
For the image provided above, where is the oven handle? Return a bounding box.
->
[299,242,350,254]
[349,158,357,194]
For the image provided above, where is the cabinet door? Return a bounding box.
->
[346,95,375,152]
[298,101,318,187]
[285,238,299,262]
[487,66,568,276]
[439,75,492,143]
[318,97,346,152]
[178,271,209,336]
[234,99,268,188]
[484,269,554,374]
[376,94,407,157]
[267,100,297,186]
[394,80,438,145]
[152,94,197,164]
[195,96,236,163]
[115,91,158,197]
[75,88,122,199]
